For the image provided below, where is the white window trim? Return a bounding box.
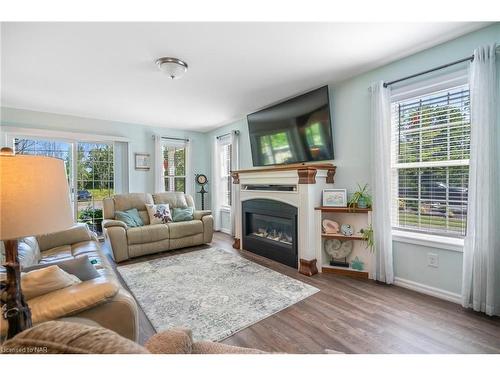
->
[3,127,129,195]
[1,126,129,143]
[390,70,470,240]
[161,138,193,197]
[392,229,464,252]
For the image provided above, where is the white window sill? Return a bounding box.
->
[392,229,464,253]
[219,206,231,213]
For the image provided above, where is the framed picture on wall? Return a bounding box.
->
[322,188,347,207]
[135,153,150,171]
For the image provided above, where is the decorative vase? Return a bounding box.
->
[357,196,367,208]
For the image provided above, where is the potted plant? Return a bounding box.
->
[360,225,374,252]
[348,183,372,209]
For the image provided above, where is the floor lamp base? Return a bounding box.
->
[2,239,32,339]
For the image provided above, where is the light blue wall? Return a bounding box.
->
[208,23,500,295]
[0,107,210,208]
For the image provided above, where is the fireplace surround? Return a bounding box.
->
[232,163,336,275]
[242,199,298,268]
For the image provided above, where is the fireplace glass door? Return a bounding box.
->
[242,199,298,268]
[247,213,293,246]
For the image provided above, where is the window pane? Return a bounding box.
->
[175,177,185,193]
[77,142,114,236]
[174,148,185,176]
[392,84,469,237]
[162,143,187,192]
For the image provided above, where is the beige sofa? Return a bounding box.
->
[102,192,213,262]
[0,224,139,341]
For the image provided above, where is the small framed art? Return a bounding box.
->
[135,153,151,171]
[322,188,347,207]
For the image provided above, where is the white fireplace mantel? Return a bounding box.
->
[231,163,336,276]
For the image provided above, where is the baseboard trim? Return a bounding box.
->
[394,277,462,304]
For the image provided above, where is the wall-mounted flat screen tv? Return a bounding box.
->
[247,85,334,167]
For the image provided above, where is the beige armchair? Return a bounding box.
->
[103,192,213,262]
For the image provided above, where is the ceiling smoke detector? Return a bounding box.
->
[155,57,188,79]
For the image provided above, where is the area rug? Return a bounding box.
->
[117,247,319,341]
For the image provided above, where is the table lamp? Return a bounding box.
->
[0,147,74,338]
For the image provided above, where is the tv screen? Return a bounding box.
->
[247,86,334,167]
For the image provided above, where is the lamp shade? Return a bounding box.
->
[0,154,74,240]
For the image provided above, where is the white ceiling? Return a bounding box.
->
[0,22,490,132]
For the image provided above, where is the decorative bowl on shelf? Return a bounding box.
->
[322,219,340,234]
[340,224,354,236]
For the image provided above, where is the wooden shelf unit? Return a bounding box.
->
[315,206,372,213]
[322,233,365,241]
[315,204,373,280]
[321,264,369,279]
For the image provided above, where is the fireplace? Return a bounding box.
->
[242,199,298,268]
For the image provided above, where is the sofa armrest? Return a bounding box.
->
[1,277,119,336]
[202,215,214,243]
[102,219,127,229]
[37,223,95,252]
[193,210,212,220]
[104,226,129,262]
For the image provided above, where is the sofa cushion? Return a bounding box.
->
[23,255,100,281]
[146,204,172,224]
[21,265,81,300]
[115,208,144,228]
[0,321,147,354]
[152,192,188,209]
[127,224,169,245]
[172,207,195,222]
[113,193,153,225]
[37,224,93,252]
[167,220,203,239]
[39,245,73,263]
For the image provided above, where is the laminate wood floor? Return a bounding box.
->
[105,232,500,353]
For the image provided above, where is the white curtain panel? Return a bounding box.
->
[370,81,394,284]
[229,131,239,236]
[153,134,165,193]
[462,44,500,316]
[211,137,221,231]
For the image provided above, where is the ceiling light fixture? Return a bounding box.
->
[155,57,188,80]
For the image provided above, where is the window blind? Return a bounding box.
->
[391,84,470,237]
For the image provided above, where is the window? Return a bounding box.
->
[14,138,72,182]
[163,143,186,193]
[76,142,114,235]
[391,83,470,237]
[220,142,232,207]
[13,137,115,236]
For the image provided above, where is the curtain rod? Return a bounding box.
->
[153,135,190,142]
[381,45,500,89]
[383,55,475,88]
[216,130,240,140]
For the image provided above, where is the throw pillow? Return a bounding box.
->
[146,203,172,224]
[23,255,100,281]
[21,265,81,300]
[172,207,195,222]
[115,208,144,228]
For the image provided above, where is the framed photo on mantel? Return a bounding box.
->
[135,153,151,171]
[322,188,347,207]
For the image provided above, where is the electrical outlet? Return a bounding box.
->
[427,253,439,268]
